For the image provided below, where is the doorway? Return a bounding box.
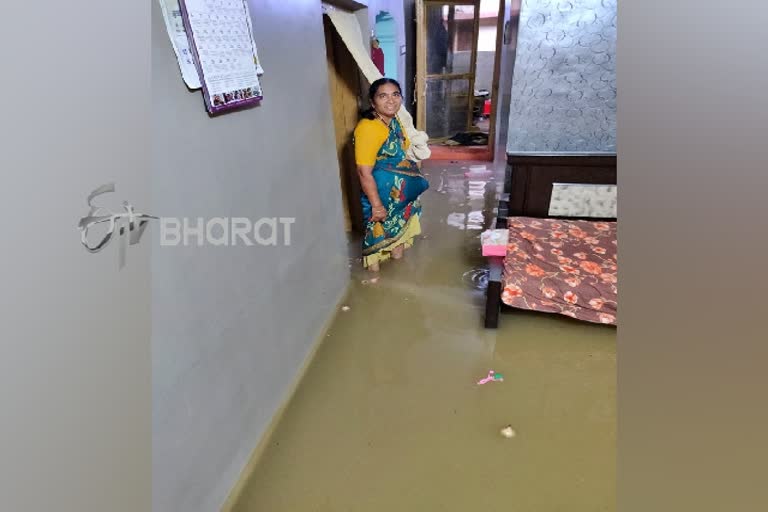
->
[374,11,398,80]
[415,0,505,160]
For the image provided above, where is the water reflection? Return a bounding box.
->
[462,268,489,291]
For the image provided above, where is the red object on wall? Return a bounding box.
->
[371,46,385,75]
[483,99,492,117]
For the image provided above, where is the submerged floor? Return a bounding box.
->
[233,161,616,511]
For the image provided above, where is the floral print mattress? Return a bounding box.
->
[502,217,617,325]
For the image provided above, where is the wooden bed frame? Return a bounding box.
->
[484,154,617,328]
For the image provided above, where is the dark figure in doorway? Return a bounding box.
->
[426,9,448,74]
[371,38,385,75]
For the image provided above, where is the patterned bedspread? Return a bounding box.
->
[502,217,617,325]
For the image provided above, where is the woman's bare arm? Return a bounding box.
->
[357,165,386,221]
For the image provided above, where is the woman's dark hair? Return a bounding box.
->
[360,78,402,120]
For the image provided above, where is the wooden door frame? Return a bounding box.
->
[415,0,506,158]
[416,0,427,131]
[465,2,481,130]
[486,0,506,158]
[416,0,481,136]
[323,14,365,234]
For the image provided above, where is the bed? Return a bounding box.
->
[484,154,617,328]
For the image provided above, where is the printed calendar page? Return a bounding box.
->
[180,0,263,113]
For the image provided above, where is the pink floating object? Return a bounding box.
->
[477,369,504,385]
[464,170,494,178]
[464,165,494,179]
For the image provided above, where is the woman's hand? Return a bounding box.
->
[370,205,387,222]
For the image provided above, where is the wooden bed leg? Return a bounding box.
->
[485,280,501,328]
[482,198,508,328]
[484,256,505,329]
[497,200,509,228]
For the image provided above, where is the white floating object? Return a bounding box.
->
[341,306,351,312]
[500,425,516,438]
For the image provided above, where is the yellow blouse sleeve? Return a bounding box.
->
[354,119,388,166]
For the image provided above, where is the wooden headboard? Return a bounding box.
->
[503,154,617,219]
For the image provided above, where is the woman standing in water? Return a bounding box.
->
[354,78,430,272]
